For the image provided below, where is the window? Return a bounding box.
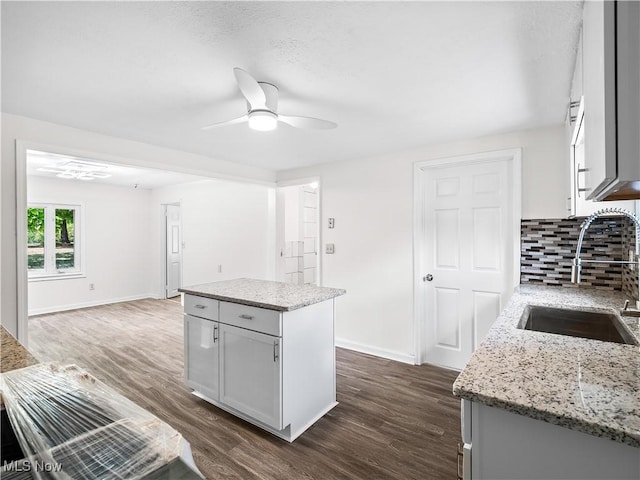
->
[27,204,82,279]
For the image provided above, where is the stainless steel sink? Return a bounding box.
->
[518,305,638,345]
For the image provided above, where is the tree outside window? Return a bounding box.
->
[28,204,80,278]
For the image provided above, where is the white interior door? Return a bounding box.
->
[421,157,515,369]
[165,204,181,298]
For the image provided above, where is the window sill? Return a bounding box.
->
[28,273,86,282]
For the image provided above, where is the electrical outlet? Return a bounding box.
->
[326,243,335,254]
[630,250,636,271]
[89,283,95,290]
[328,218,335,229]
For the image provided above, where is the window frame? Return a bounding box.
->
[27,202,84,281]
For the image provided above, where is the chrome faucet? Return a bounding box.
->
[571,208,640,316]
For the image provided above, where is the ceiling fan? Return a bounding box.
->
[202,68,337,132]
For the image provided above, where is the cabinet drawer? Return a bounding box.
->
[219,302,281,336]
[184,294,219,321]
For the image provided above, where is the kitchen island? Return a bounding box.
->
[178,278,346,442]
[453,285,640,479]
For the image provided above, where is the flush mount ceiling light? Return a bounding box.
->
[36,160,112,181]
[42,169,111,180]
[202,68,337,132]
[59,171,112,181]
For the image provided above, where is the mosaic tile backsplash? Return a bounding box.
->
[521,216,639,303]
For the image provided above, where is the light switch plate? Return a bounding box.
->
[328,218,335,229]
[326,243,335,254]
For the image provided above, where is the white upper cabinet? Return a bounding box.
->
[567,1,639,215]
[581,1,640,201]
[615,1,640,197]
[582,0,616,198]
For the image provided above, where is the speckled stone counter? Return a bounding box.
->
[453,285,640,448]
[1,325,39,406]
[1,326,38,373]
[179,278,346,311]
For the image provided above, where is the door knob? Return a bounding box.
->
[423,274,433,282]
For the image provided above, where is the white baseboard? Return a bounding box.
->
[335,338,415,365]
[28,293,157,316]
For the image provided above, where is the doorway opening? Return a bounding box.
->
[276,179,321,286]
[15,141,213,344]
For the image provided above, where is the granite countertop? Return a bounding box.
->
[179,278,346,311]
[453,284,640,448]
[1,326,38,374]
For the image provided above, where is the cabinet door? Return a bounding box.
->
[571,106,593,216]
[570,101,635,217]
[219,324,282,430]
[583,0,617,198]
[184,314,219,400]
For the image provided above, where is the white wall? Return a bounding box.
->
[150,179,276,295]
[27,176,155,314]
[1,113,276,337]
[26,175,276,315]
[277,126,567,363]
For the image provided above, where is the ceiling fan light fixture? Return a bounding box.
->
[248,110,278,131]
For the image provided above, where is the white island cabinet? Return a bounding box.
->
[180,278,345,442]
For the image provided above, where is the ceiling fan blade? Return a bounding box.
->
[202,115,248,130]
[278,114,337,130]
[233,67,266,109]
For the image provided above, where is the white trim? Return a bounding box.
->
[511,149,523,289]
[16,140,29,345]
[161,204,168,299]
[412,148,522,366]
[28,274,86,283]
[335,337,415,365]
[28,293,158,317]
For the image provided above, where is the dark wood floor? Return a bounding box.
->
[28,299,461,479]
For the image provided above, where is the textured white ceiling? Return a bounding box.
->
[2,1,582,172]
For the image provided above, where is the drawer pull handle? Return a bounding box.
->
[456,443,464,480]
[239,314,254,320]
[194,304,207,310]
[213,325,218,343]
[273,340,279,362]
